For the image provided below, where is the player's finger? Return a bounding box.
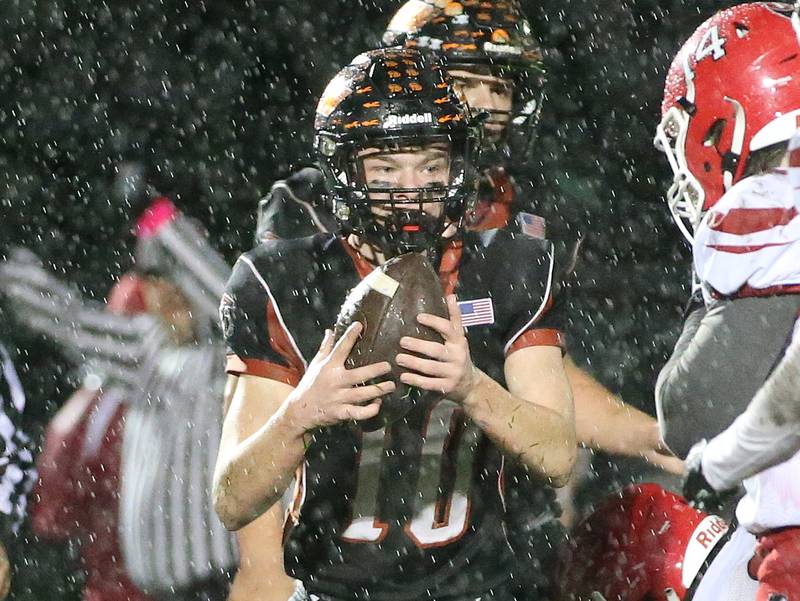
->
[316,329,335,358]
[347,380,396,404]
[399,372,448,393]
[446,294,463,331]
[337,401,382,422]
[399,336,447,359]
[395,353,448,377]
[331,322,363,361]
[346,361,392,385]
[417,312,453,337]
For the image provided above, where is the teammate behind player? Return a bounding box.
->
[385,0,683,473]
[383,0,544,231]
[255,0,680,478]
[214,47,576,601]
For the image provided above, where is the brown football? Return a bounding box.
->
[333,252,448,431]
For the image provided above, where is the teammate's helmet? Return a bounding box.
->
[314,47,479,256]
[655,2,800,242]
[383,0,545,164]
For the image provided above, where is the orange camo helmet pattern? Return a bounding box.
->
[313,48,480,255]
[383,0,543,70]
[314,47,468,139]
[383,0,545,163]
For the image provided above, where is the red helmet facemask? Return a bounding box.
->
[655,2,800,242]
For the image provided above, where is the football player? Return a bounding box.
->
[562,4,800,600]
[653,4,800,596]
[255,0,681,477]
[214,47,576,601]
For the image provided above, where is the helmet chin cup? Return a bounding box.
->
[655,106,706,243]
[383,209,444,255]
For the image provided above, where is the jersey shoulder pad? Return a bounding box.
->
[477,226,555,286]
[241,233,333,286]
[221,234,333,374]
[463,229,561,350]
[693,170,800,298]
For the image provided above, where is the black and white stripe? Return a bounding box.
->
[0,248,168,396]
[0,344,36,536]
[120,343,237,592]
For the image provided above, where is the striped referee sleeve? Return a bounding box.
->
[119,343,237,593]
[0,248,166,401]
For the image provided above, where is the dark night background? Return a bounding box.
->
[0,0,732,597]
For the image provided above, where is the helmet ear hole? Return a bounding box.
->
[703,119,727,149]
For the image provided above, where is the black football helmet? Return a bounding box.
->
[384,0,545,166]
[314,47,480,256]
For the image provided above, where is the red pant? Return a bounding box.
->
[749,527,800,601]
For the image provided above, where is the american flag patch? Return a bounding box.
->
[517,212,546,239]
[458,297,495,327]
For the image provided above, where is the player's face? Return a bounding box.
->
[449,69,513,143]
[358,143,451,218]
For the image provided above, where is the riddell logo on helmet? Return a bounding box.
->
[383,113,433,128]
[484,42,523,55]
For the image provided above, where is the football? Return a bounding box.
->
[333,252,448,431]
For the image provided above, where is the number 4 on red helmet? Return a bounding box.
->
[655,2,800,242]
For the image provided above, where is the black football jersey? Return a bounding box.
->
[222,228,563,601]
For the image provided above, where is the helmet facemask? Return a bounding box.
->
[654,105,705,243]
[319,132,476,257]
[448,63,544,168]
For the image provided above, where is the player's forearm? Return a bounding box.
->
[702,326,800,490]
[231,507,298,601]
[573,388,661,458]
[213,404,306,531]
[228,571,296,601]
[461,369,576,486]
[567,359,651,454]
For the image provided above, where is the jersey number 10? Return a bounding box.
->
[342,400,482,549]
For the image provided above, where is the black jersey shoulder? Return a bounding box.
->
[255,167,338,243]
[223,234,360,369]
[451,227,561,385]
[461,227,556,328]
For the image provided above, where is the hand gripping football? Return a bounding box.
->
[333,252,448,431]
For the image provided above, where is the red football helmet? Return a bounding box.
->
[655,2,800,242]
[559,484,730,601]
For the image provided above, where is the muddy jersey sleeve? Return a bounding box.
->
[221,253,305,385]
